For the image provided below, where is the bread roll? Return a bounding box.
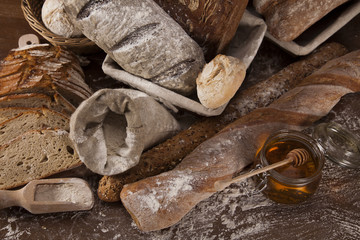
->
[42,0,82,38]
[120,49,360,232]
[196,54,246,109]
[153,0,249,61]
[254,0,350,41]
[61,0,205,95]
[97,42,348,202]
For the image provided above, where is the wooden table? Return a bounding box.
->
[0,1,360,239]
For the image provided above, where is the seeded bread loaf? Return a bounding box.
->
[0,44,92,106]
[0,108,69,145]
[0,93,75,117]
[153,0,249,61]
[61,0,205,95]
[98,42,348,202]
[253,0,350,41]
[0,129,82,190]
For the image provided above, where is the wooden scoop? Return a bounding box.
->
[214,148,310,191]
[0,178,94,214]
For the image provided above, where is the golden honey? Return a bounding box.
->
[254,130,324,204]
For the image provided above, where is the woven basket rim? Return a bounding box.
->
[21,0,95,47]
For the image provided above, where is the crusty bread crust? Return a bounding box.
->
[0,93,75,117]
[0,44,91,106]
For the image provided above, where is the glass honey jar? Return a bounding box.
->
[253,130,325,204]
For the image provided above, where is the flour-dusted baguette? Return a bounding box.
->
[254,0,350,41]
[153,0,249,61]
[0,129,82,190]
[97,43,348,202]
[0,108,69,145]
[120,49,360,232]
[61,0,205,95]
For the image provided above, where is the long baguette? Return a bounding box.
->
[120,49,360,232]
[97,43,348,202]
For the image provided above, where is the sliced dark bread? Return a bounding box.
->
[0,93,75,117]
[0,108,69,145]
[0,129,82,190]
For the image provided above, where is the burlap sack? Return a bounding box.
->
[69,88,181,175]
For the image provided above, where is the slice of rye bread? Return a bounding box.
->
[0,108,69,145]
[0,129,82,190]
[0,107,39,122]
[0,93,75,117]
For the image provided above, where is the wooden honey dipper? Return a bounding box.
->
[214,148,311,191]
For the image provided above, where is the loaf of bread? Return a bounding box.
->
[120,49,360,232]
[0,108,69,145]
[0,44,91,106]
[61,0,205,95]
[98,42,348,202]
[0,129,82,190]
[153,0,249,61]
[42,0,82,38]
[0,93,75,117]
[196,54,247,109]
[253,0,350,41]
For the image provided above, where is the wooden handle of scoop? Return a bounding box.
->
[0,189,23,209]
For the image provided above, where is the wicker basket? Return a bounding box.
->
[21,0,99,54]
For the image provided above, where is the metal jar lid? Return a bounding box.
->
[313,122,360,169]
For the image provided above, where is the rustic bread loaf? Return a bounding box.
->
[0,93,75,117]
[0,44,92,106]
[120,49,360,232]
[61,0,205,95]
[153,0,249,61]
[0,129,82,190]
[97,42,348,202]
[253,0,350,41]
[196,55,246,109]
[42,0,83,38]
[0,108,69,145]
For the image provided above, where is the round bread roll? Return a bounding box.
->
[196,54,246,109]
[41,0,83,38]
